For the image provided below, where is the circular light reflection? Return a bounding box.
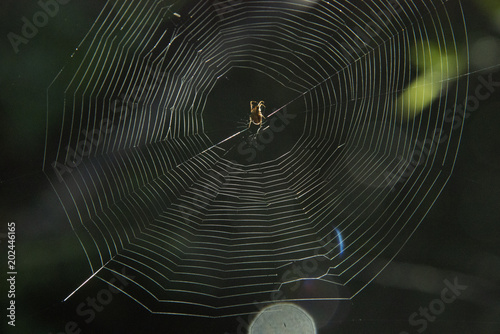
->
[249,303,316,334]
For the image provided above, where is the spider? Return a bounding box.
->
[248,100,266,128]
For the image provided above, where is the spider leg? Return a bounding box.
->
[256,122,263,135]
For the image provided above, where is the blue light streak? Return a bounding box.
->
[335,228,344,254]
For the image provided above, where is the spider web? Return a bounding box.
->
[43,0,469,318]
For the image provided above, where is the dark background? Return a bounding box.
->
[1,1,499,333]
